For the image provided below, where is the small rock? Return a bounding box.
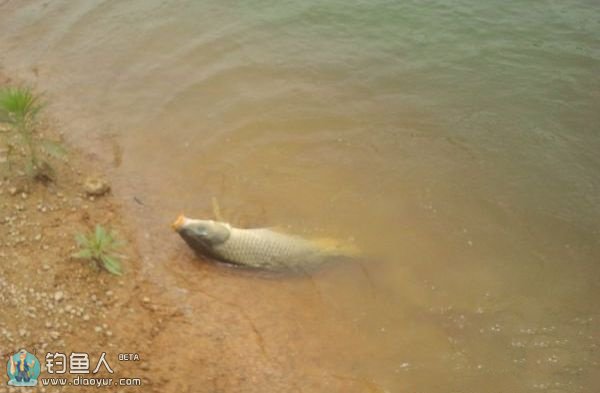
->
[83,176,110,196]
[54,291,64,302]
[94,326,102,333]
[142,297,150,304]
[8,187,18,196]
[106,290,113,297]
[83,314,90,321]
[49,331,60,340]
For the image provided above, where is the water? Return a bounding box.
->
[1,0,599,391]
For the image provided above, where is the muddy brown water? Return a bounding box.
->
[1,1,599,391]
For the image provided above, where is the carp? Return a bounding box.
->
[172,214,358,272]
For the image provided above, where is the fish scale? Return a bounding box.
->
[213,228,324,271]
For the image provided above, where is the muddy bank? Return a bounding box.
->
[0,75,181,392]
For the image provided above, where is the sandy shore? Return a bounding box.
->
[0,74,181,392]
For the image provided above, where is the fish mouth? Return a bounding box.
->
[171,214,186,231]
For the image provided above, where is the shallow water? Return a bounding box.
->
[1,0,599,391]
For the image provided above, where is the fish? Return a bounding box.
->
[172,214,358,272]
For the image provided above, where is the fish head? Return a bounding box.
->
[172,215,231,249]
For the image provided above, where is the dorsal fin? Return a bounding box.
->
[212,196,224,221]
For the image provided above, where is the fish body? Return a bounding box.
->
[172,215,356,272]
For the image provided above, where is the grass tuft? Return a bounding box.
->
[0,86,42,123]
[0,86,65,180]
[73,225,125,276]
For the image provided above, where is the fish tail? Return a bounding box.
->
[311,237,361,257]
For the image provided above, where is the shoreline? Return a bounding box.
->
[0,73,176,392]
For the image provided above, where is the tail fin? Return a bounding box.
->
[310,237,361,257]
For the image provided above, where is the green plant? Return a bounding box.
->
[73,225,125,275]
[0,86,65,179]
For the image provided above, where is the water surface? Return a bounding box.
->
[1,1,599,391]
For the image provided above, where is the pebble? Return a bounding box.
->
[49,331,60,340]
[8,187,17,196]
[94,326,102,333]
[54,291,64,302]
[83,176,110,196]
[142,296,150,304]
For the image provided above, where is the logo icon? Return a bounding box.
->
[6,349,41,387]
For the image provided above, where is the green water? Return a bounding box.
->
[0,1,599,392]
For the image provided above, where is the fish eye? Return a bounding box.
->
[192,226,209,237]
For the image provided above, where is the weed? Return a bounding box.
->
[73,225,125,275]
[0,86,65,180]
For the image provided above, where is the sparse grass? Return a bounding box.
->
[73,225,125,276]
[0,86,65,180]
